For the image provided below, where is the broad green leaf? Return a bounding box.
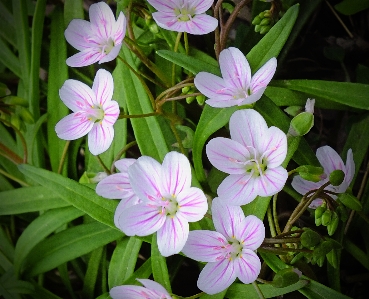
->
[0,227,14,270]
[0,268,34,298]
[30,283,63,299]
[0,2,15,47]
[118,46,169,161]
[64,0,83,27]
[47,5,69,174]
[0,38,21,77]
[271,80,369,110]
[58,263,77,299]
[18,164,118,229]
[151,234,171,293]
[0,186,70,215]
[260,253,352,299]
[200,289,227,298]
[193,105,237,182]
[122,257,152,285]
[227,280,309,298]
[242,196,271,220]
[246,4,299,71]
[335,0,369,15]
[23,221,123,277]
[95,293,110,299]
[108,237,142,288]
[14,206,84,276]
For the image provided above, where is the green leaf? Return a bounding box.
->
[0,186,70,215]
[335,0,369,15]
[0,38,21,77]
[193,105,237,182]
[108,237,142,288]
[122,257,152,285]
[47,5,69,174]
[246,4,299,71]
[271,80,369,110]
[0,1,15,47]
[64,0,83,28]
[18,164,118,229]
[118,46,169,161]
[227,280,308,298]
[14,206,84,276]
[23,221,123,277]
[82,247,104,299]
[151,234,171,293]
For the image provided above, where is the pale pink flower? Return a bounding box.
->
[182,198,265,295]
[110,279,172,299]
[147,0,218,35]
[195,47,277,108]
[115,151,208,257]
[206,109,288,205]
[96,158,141,226]
[292,146,354,208]
[55,69,120,155]
[65,2,126,67]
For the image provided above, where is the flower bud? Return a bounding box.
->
[3,95,28,107]
[296,165,324,182]
[260,18,271,26]
[327,212,339,236]
[10,113,21,130]
[326,248,339,269]
[315,204,326,226]
[252,16,262,25]
[321,209,332,226]
[301,228,321,248]
[336,205,348,222]
[337,193,362,211]
[196,95,206,105]
[181,86,191,94]
[260,25,272,35]
[18,107,35,124]
[329,169,345,186]
[288,112,314,136]
[254,24,262,32]
[271,268,300,288]
[284,105,303,117]
[186,96,195,104]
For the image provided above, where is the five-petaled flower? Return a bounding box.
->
[96,158,140,226]
[182,198,265,295]
[292,146,354,208]
[195,47,277,107]
[55,69,120,155]
[147,0,218,35]
[115,151,208,257]
[65,2,126,67]
[110,279,172,299]
[206,109,288,206]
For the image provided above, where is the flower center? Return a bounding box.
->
[232,88,252,100]
[161,195,179,217]
[174,6,195,22]
[101,38,115,54]
[86,106,105,123]
[216,238,244,261]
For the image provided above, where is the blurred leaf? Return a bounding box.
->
[14,206,84,276]
[30,283,63,299]
[335,0,369,15]
[108,237,142,288]
[23,221,123,277]
[151,234,171,293]
[47,5,69,174]
[122,257,152,285]
[0,38,21,77]
[0,227,14,270]
[18,164,118,229]
[0,186,70,215]
[0,268,34,298]
[356,64,369,84]
[64,0,83,28]
[0,1,15,47]
[271,80,369,110]
[82,247,104,299]
[323,46,345,62]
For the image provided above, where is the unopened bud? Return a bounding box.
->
[254,24,261,32]
[260,25,272,35]
[329,170,345,186]
[289,112,314,136]
[326,248,339,269]
[315,204,326,226]
[296,165,324,182]
[260,18,271,26]
[327,212,339,236]
[301,228,321,248]
[337,193,362,211]
[186,96,195,104]
[272,268,300,288]
[196,95,206,105]
[181,86,191,94]
[18,107,34,124]
[252,16,262,25]
[321,209,332,226]
[3,95,28,107]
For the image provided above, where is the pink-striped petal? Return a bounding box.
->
[157,214,189,256]
[110,285,161,299]
[212,199,244,239]
[88,124,114,155]
[92,69,114,106]
[217,174,258,205]
[191,0,214,14]
[229,109,268,150]
[66,49,103,67]
[64,19,93,51]
[182,230,227,262]
[116,203,165,236]
[237,215,265,250]
[187,14,218,35]
[176,187,208,222]
[95,173,132,199]
[219,47,251,91]
[59,79,96,111]
[89,2,116,39]
[291,175,323,195]
[137,279,171,297]
[114,158,136,173]
[128,156,163,202]
[99,44,123,64]
[316,146,345,175]
[255,167,288,197]
[236,249,261,284]
[344,149,355,184]
[197,259,237,295]
[55,112,93,140]
[101,100,120,126]
[238,88,266,106]
[261,126,287,168]
[161,151,191,196]
[206,137,250,174]
[113,196,141,227]
[250,57,277,94]
[147,0,178,13]
[195,72,234,101]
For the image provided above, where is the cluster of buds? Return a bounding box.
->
[0,84,34,132]
[181,86,206,105]
[252,10,274,34]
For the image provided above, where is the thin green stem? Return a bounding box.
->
[273,193,282,235]
[184,32,189,55]
[267,205,277,237]
[110,140,138,173]
[96,155,111,175]
[57,141,70,175]
[0,143,23,165]
[252,281,265,299]
[262,237,300,244]
[0,168,30,186]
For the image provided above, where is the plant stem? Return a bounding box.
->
[0,168,30,186]
[57,141,70,175]
[110,140,138,173]
[252,281,265,299]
